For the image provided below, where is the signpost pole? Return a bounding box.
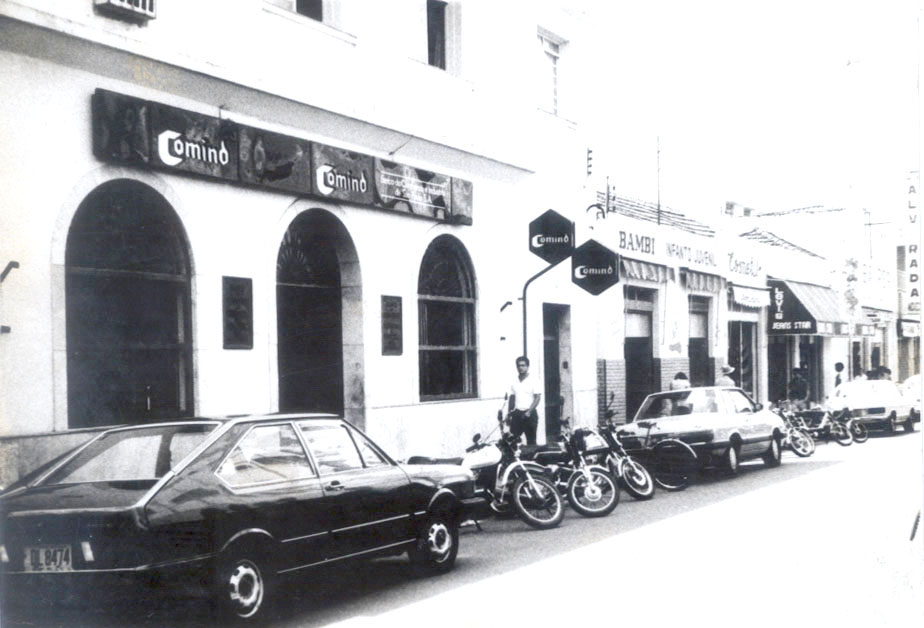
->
[522,262,561,359]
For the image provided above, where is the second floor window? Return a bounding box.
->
[537,31,562,114]
[427,0,448,69]
[296,0,323,20]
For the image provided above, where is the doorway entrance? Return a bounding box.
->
[276,211,346,415]
[542,303,572,441]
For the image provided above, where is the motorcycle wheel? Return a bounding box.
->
[788,429,814,457]
[651,440,697,490]
[850,421,869,443]
[617,456,655,500]
[566,468,619,517]
[832,423,853,446]
[511,475,565,529]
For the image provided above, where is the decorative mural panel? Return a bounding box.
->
[239,126,311,193]
[92,90,152,164]
[451,178,474,225]
[374,159,450,220]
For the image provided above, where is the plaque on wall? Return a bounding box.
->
[381,295,403,356]
[239,125,311,193]
[311,143,375,205]
[223,276,253,350]
[374,159,450,219]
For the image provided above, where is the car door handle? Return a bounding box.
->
[325,480,345,492]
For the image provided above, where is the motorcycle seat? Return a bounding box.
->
[405,455,464,465]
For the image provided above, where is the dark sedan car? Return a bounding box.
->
[0,414,477,622]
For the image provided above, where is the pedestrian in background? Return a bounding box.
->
[788,368,810,410]
[670,372,691,390]
[507,356,540,445]
[834,362,845,388]
[717,365,736,387]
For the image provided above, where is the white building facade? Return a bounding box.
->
[0,0,600,485]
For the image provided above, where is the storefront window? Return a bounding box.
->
[418,236,477,399]
[65,180,192,428]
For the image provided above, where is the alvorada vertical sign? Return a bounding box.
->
[92,88,473,224]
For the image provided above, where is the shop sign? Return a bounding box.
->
[899,320,921,337]
[374,159,450,220]
[726,247,766,288]
[605,219,721,276]
[150,102,238,181]
[899,171,921,318]
[451,178,474,225]
[768,280,816,334]
[854,323,877,337]
[239,126,311,193]
[571,239,618,295]
[311,143,374,204]
[529,210,574,265]
[92,89,474,225]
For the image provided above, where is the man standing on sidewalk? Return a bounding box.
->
[507,356,541,445]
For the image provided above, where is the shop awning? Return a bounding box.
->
[621,258,673,283]
[730,284,770,308]
[768,279,848,336]
[682,268,722,292]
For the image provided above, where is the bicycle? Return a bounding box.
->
[600,393,697,491]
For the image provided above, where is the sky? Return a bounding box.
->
[580,0,920,224]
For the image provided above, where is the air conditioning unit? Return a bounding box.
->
[94,0,156,23]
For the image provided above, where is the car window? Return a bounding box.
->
[636,388,719,420]
[724,390,755,413]
[299,423,365,474]
[41,424,216,485]
[217,424,315,488]
[346,426,389,468]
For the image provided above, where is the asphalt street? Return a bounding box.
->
[4,429,923,628]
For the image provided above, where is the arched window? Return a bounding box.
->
[65,180,193,428]
[418,236,477,399]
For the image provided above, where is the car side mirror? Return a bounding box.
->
[754,403,763,411]
[472,433,481,443]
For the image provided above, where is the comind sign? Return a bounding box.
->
[529,209,574,265]
[571,239,619,295]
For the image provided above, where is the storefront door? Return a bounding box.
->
[728,321,757,395]
[625,311,654,420]
[543,304,572,441]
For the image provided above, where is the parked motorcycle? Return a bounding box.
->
[409,398,565,530]
[594,416,656,500]
[834,407,869,443]
[519,419,619,517]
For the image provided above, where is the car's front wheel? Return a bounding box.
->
[409,512,459,574]
[215,544,273,623]
[762,435,782,467]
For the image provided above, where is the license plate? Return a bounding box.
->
[24,545,73,572]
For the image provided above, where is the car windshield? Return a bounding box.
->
[40,424,217,485]
[634,389,720,421]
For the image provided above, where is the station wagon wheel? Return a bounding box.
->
[216,544,273,623]
[409,512,459,575]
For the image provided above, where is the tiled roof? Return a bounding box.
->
[738,228,826,259]
[593,192,716,237]
[755,205,847,217]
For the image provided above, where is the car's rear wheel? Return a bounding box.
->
[215,544,273,623]
[904,414,916,432]
[763,435,782,467]
[409,511,459,574]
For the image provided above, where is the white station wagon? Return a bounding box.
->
[618,387,787,475]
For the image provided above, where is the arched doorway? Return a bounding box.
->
[65,180,193,428]
[276,210,357,415]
